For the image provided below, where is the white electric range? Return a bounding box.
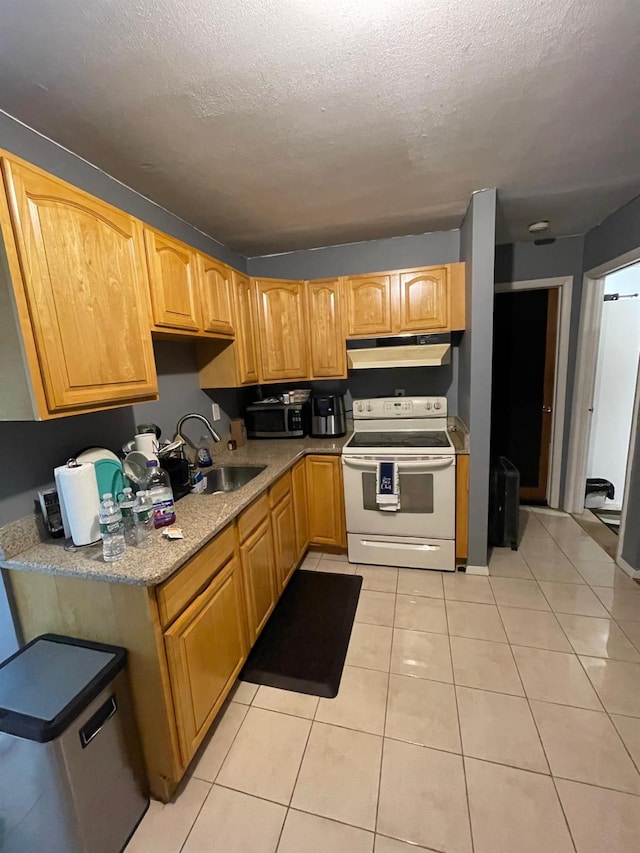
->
[342,396,456,571]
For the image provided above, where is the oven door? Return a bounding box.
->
[342,454,456,539]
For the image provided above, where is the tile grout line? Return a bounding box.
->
[444,592,476,853]
[177,780,215,853]
[372,589,394,838]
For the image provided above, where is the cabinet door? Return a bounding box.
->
[254,279,309,381]
[198,254,234,337]
[231,271,260,384]
[396,267,449,332]
[306,455,346,548]
[292,459,309,561]
[239,516,277,642]
[164,555,247,765]
[2,158,158,413]
[345,273,394,337]
[272,494,296,590]
[307,279,346,378]
[144,228,201,332]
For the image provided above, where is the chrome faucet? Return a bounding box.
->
[175,413,222,449]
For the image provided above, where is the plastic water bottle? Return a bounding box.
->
[118,487,137,546]
[144,460,176,529]
[133,490,154,548]
[99,493,126,562]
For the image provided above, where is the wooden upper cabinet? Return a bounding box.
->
[345,273,394,337]
[1,157,158,414]
[198,254,234,337]
[231,271,260,384]
[164,554,247,765]
[254,279,309,381]
[307,279,346,378]
[396,267,449,332]
[144,229,200,332]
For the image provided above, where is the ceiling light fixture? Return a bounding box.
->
[528,220,550,233]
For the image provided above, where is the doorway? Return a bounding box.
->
[492,288,558,502]
[583,264,640,531]
[491,277,572,508]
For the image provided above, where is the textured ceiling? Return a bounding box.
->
[0,0,639,254]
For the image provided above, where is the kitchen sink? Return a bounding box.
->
[202,465,267,494]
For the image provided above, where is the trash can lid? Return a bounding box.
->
[0,634,126,742]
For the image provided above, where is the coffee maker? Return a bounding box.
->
[310,394,347,438]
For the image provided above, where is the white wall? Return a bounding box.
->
[588,264,640,506]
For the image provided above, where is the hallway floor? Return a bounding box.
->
[127,508,640,853]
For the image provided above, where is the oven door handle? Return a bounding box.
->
[342,456,455,472]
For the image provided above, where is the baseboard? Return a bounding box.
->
[466,564,489,576]
[616,556,640,580]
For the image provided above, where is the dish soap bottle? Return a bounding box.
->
[196,436,213,468]
[144,460,176,529]
[99,493,126,562]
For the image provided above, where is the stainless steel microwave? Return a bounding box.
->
[245,401,309,439]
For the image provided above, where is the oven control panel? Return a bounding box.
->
[353,397,447,418]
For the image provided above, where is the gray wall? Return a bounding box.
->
[494,236,585,505]
[584,193,640,273]
[459,189,497,568]
[0,111,246,270]
[0,341,233,525]
[247,230,460,279]
[621,421,640,570]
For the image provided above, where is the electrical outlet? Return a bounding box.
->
[394,388,405,397]
[211,402,221,421]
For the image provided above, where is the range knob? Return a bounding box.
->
[425,401,432,410]
[356,402,364,413]
[366,402,373,412]
[434,401,442,410]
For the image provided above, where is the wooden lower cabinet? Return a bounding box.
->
[306,455,346,548]
[455,454,469,563]
[292,459,309,560]
[239,514,278,643]
[164,555,247,765]
[272,493,296,590]
[6,453,345,803]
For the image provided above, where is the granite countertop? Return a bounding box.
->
[0,435,350,588]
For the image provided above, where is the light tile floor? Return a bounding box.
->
[127,510,640,852]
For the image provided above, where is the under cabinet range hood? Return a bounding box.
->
[346,333,458,370]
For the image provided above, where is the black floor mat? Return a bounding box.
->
[240,569,362,698]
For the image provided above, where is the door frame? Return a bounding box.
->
[494,276,572,508]
[565,246,640,576]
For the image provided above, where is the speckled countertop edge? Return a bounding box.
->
[0,436,351,587]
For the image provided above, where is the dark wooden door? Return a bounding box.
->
[491,288,559,503]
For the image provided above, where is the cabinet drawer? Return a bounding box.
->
[158,524,236,627]
[237,493,270,542]
[269,470,292,508]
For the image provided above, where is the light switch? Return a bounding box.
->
[211,402,221,421]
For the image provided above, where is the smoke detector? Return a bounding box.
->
[528,220,550,234]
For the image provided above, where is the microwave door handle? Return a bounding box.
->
[342,457,455,472]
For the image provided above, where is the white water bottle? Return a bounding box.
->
[133,490,154,548]
[99,493,126,562]
[118,487,137,546]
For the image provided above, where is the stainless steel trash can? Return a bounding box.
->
[0,634,148,853]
